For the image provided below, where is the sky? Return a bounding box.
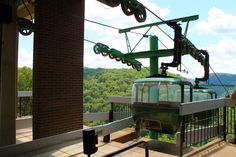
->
[18,0,236,78]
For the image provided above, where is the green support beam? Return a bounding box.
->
[149,36,159,76]
[119,15,199,33]
[125,49,190,59]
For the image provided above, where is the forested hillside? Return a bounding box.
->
[17,66,236,115]
[206,73,236,96]
[83,68,149,113]
[83,67,183,113]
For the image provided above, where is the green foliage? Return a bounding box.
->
[16,67,184,116]
[17,66,33,116]
[18,66,32,90]
[83,68,150,113]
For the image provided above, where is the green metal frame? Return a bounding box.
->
[119,15,199,33]
[94,15,200,75]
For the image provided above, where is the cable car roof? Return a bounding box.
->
[134,77,192,85]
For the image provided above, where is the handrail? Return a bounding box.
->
[179,98,236,115]
[0,117,134,157]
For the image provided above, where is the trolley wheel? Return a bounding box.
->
[132,64,135,69]
[17,17,33,36]
[134,6,146,22]
[102,52,108,56]
[136,65,141,71]
[109,53,115,59]
[93,43,101,54]
[106,0,121,7]
[127,62,132,66]
[121,0,133,16]
[121,58,127,64]
[115,57,121,61]
[18,28,32,36]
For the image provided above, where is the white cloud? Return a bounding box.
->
[165,38,236,79]
[18,48,33,68]
[196,7,236,35]
[85,0,170,23]
[84,0,172,69]
[205,37,236,74]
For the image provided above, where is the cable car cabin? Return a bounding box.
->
[192,87,217,125]
[193,87,217,101]
[131,77,193,134]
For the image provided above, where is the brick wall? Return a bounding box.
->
[33,0,84,139]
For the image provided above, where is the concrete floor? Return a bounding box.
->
[15,127,236,157]
[16,127,32,144]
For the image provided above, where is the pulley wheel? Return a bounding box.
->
[121,58,127,64]
[134,5,146,22]
[102,52,108,56]
[121,0,133,16]
[136,65,141,71]
[105,0,121,7]
[115,57,121,61]
[17,17,33,36]
[93,43,101,54]
[18,28,32,36]
[127,62,132,66]
[109,53,115,59]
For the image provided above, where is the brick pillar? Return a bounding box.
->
[0,0,18,146]
[33,0,84,139]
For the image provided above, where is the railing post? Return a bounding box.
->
[234,121,236,144]
[223,106,227,141]
[103,102,114,143]
[19,97,22,117]
[179,116,185,157]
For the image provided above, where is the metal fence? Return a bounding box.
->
[17,91,32,117]
[181,108,224,148]
[227,107,236,135]
[179,98,236,156]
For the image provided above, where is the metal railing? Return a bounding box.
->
[15,93,236,157]
[179,98,236,156]
[182,109,223,148]
[17,91,32,117]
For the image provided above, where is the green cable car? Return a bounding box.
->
[131,77,192,134]
[193,87,217,101]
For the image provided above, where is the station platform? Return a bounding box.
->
[15,127,236,157]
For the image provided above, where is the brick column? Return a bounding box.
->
[0,0,18,146]
[33,0,84,139]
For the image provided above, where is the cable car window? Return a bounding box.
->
[132,82,182,103]
[143,86,149,103]
[167,85,181,102]
[193,91,211,101]
[149,85,158,103]
[159,85,168,101]
[184,85,191,102]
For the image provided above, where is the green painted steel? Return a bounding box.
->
[132,103,181,134]
[134,77,191,85]
[119,15,199,33]
[97,0,121,7]
[131,77,192,134]
[149,36,158,76]
[93,43,142,71]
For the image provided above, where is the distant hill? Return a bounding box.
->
[207,73,236,97]
[189,73,236,97]
[83,67,105,79]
